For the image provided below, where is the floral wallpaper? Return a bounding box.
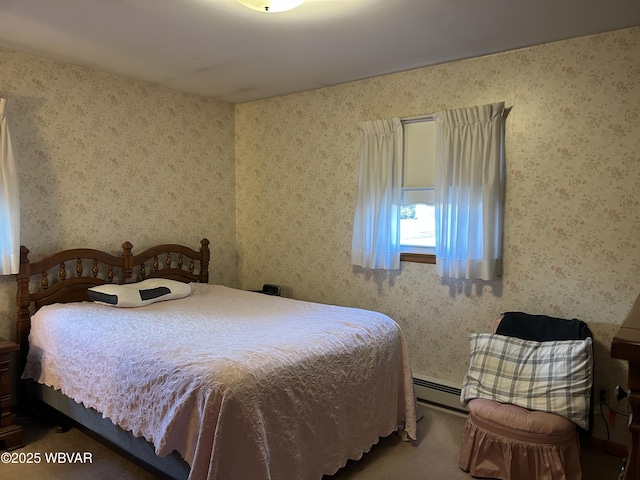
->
[0,48,238,339]
[235,27,640,443]
[0,26,638,445]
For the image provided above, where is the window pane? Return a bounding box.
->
[400,203,435,247]
[403,120,436,188]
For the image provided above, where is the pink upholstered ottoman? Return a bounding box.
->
[459,398,581,480]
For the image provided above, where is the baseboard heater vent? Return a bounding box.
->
[413,375,468,414]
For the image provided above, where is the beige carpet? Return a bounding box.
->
[3,404,625,480]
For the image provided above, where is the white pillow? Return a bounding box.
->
[460,333,593,429]
[87,279,191,308]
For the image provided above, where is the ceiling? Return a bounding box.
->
[1,0,640,104]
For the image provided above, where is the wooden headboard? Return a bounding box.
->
[16,238,210,368]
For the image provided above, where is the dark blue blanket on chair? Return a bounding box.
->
[497,312,592,341]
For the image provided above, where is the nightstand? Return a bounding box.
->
[0,338,23,450]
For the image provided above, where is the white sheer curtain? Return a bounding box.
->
[351,118,403,270]
[435,102,505,280]
[0,97,20,275]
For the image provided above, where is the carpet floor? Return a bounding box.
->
[2,404,626,480]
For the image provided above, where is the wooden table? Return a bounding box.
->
[612,293,640,480]
[0,338,23,450]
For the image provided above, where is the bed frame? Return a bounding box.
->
[16,239,210,478]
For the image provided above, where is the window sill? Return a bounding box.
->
[400,253,436,264]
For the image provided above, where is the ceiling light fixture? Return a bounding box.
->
[236,0,306,13]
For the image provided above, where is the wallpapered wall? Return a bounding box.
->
[236,27,640,442]
[0,27,638,444]
[0,48,238,342]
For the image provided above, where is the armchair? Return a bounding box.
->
[458,312,593,480]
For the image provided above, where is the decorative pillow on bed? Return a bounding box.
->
[87,279,191,308]
[460,333,593,429]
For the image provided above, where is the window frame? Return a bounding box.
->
[400,252,436,264]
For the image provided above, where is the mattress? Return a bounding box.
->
[23,284,417,480]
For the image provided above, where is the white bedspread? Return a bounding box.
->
[23,284,417,480]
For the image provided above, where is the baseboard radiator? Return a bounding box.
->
[413,375,468,414]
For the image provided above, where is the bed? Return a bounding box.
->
[16,239,417,480]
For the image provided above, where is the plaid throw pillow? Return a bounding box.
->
[460,333,593,429]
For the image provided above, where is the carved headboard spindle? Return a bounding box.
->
[59,263,66,281]
[76,259,83,277]
[140,263,147,280]
[92,260,99,278]
[178,254,183,269]
[201,238,210,284]
[41,272,48,290]
[153,256,159,272]
[166,252,172,268]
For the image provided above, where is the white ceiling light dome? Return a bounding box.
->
[236,0,306,13]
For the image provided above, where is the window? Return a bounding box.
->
[400,117,436,264]
[351,103,504,276]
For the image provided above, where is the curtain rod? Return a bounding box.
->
[401,104,512,124]
[400,113,436,124]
